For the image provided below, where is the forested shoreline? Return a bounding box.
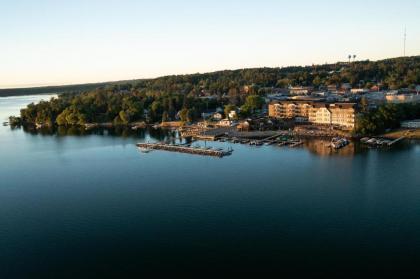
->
[7,55,420,135]
[356,103,420,135]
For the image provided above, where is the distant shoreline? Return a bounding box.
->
[0,93,58,99]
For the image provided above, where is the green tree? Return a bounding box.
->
[243,95,264,112]
[360,96,369,113]
[179,108,189,122]
[162,111,169,122]
[224,104,236,119]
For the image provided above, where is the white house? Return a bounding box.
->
[228,110,237,119]
[401,119,420,129]
[213,112,223,120]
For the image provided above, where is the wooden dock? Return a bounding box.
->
[388,136,406,146]
[136,143,232,157]
[277,140,303,147]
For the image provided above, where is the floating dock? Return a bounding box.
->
[360,136,406,147]
[136,143,232,157]
[388,136,406,146]
[277,140,303,147]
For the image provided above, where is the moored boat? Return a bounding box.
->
[366,138,377,144]
[360,137,370,143]
[138,146,152,153]
[331,137,349,149]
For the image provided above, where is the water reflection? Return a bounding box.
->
[8,124,417,157]
[14,125,184,143]
[302,138,358,157]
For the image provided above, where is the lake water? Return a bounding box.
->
[1,95,420,277]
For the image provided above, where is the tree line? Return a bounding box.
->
[2,56,420,98]
[14,86,266,126]
[356,102,420,135]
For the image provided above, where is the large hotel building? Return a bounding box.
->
[268,100,356,129]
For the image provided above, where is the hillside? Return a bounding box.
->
[1,55,419,97]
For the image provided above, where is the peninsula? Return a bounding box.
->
[9,56,420,139]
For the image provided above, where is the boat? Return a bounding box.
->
[360,137,370,143]
[2,122,8,126]
[331,137,349,149]
[366,138,377,144]
[250,140,263,146]
[138,146,152,153]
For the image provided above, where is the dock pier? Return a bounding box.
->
[388,136,406,146]
[137,143,232,157]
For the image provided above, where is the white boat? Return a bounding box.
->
[138,147,152,153]
[331,137,349,149]
[366,138,377,144]
[360,137,370,143]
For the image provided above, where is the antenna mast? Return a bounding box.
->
[404,27,407,57]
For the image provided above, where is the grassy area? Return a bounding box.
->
[381,128,420,139]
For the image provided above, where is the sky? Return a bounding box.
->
[1,0,419,88]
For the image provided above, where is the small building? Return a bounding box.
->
[351,88,369,94]
[237,121,250,131]
[327,84,339,92]
[386,94,420,103]
[218,119,232,127]
[370,85,380,92]
[289,86,313,95]
[213,112,223,120]
[341,83,352,91]
[312,91,329,97]
[401,119,420,129]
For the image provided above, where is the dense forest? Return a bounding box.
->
[12,87,266,127]
[124,55,420,94]
[2,55,420,98]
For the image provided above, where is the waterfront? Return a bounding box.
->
[1,95,420,276]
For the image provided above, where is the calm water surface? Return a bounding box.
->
[1,95,420,277]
